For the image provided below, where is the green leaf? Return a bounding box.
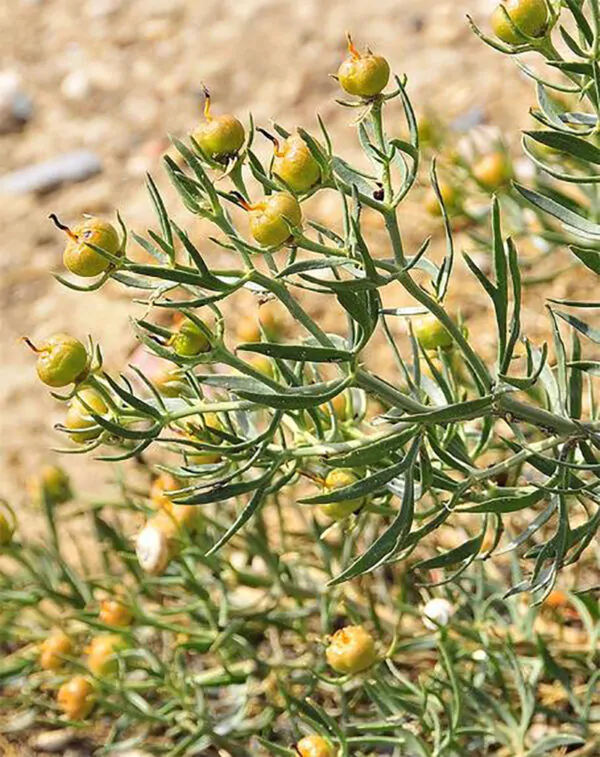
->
[523,130,600,164]
[554,310,600,344]
[330,425,418,468]
[460,487,545,514]
[524,735,585,757]
[514,183,600,239]
[237,342,354,363]
[570,245,600,274]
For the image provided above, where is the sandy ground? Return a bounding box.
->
[0,0,580,507]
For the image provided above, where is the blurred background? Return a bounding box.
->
[0,0,543,504]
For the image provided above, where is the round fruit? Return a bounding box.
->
[473,152,512,190]
[87,634,126,677]
[250,355,275,380]
[171,319,211,357]
[40,631,73,671]
[0,513,14,546]
[247,192,302,247]
[491,0,548,45]
[414,314,453,351]
[272,133,321,193]
[326,624,378,675]
[319,391,349,421]
[154,368,188,398]
[424,181,458,217]
[57,676,95,720]
[136,514,178,575]
[99,598,133,628]
[320,468,364,520]
[61,217,121,278]
[39,465,72,504]
[65,388,108,443]
[422,597,453,630]
[29,333,88,388]
[192,89,244,160]
[297,734,334,757]
[338,34,390,97]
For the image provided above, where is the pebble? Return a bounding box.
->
[0,70,33,134]
[61,70,92,101]
[0,151,102,194]
[30,729,78,753]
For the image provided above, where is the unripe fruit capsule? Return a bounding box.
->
[99,598,133,628]
[87,634,126,677]
[246,192,302,248]
[326,624,378,675]
[171,319,211,357]
[39,465,72,504]
[65,388,108,443]
[491,0,548,45]
[136,513,178,575]
[40,631,73,671]
[424,181,459,217]
[297,734,334,757]
[473,152,512,191]
[320,468,364,520]
[57,676,95,720]
[191,87,245,160]
[270,132,321,193]
[414,314,453,351]
[338,34,390,97]
[56,216,121,278]
[26,333,88,388]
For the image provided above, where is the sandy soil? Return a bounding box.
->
[0,0,581,508]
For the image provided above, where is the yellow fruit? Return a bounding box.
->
[414,314,453,351]
[272,133,321,193]
[38,465,72,504]
[26,333,88,388]
[491,0,548,45]
[154,368,188,398]
[87,634,126,677]
[57,676,95,720]
[326,625,377,675]
[40,631,73,671]
[424,181,458,217]
[320,468,364,520]
[297,734,334,757]
[171,319,211,357]
[99,598,133,628]
[191,88,244,160]
[65,388,108,443]
[473,152,512,190]
[338,34,390,97]
[247,193,302,247]
[60,217,121,278]
[250,355,275,380]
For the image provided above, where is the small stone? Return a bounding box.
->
[61,70,92,101]
[0,70,33,134]
[0,151,102,195]
[30,729,78,753]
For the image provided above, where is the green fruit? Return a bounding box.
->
[40,465,72,504]
[320,468,364,520]
[65,388,108,443]
[248,192,302,247]
[33,334,88,387]
[414,314,453,351]
[338,36,390,97]
[491,0,548,45]
[272,134,321,193]
[0,513,14,546]
[171,320,211,357]
[63,218,121,277]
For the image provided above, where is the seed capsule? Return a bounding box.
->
[473,151,512,191]
[191,87,245,160]
[269,131,321,193]
[422,598,453,630]
[414,314,453,351]
[244,192,302,248]
[297,734,334,757]
[326,624,377,675]
[87,634,126,677]
[26,333,88,388]
[136,514,178,575]
[151,473,199,530]
[337,34,390,97]
[491,0,548,45]
[0,513,14,546]
[320,468,364,520]
[171,319,211,357]
[65,388,108,443]
[55,215,121,278]
[57,676,95,720]
[39,465,72,504]
[153,368,189,398]
[40,631,73,671]
[99,598,133,628]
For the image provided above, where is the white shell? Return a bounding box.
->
[136,523,170,575]
[422,598,453,630]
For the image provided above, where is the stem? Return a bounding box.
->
[371,100,393,204]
